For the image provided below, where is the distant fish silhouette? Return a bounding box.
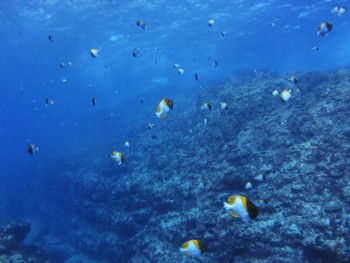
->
[48,34,54,42]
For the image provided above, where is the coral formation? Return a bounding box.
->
[10,69,350,262]
[0,221,49,262]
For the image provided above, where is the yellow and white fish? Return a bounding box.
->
[245,182,253,189]
[331,6,346,16]
[45,98,54,106]
[280,89,291,102]
[317,22,332,37]
[27,144,39,155]
[224,195,259,222]
[136,20,147,29]
[177,68,184,74]
[111,151,125,165]
[208,19,215,27]
[156,99,174,118]
[254,174,264,182]
[201,103,212,110]
[220,102,228,110]
[272,90,279,96]
[179,240,207,257]
[90,48,100,58]
[289,76,298,84]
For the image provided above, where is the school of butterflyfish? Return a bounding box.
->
[26,7,343,257]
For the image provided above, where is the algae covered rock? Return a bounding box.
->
[0,221,30,248]
[324,200,343,213]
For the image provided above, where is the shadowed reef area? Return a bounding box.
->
[5,69,350,263]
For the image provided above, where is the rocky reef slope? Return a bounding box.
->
[0,221,49,262]
[20,69,350,262]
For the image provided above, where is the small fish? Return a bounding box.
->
[223,195,259,222]
[212,60,218,68]
[45,98,54,106]
[245,182,253,189]
[179,240,207,257]
[90,48,100,58]
[60,62,66,68]
[317,22,332,37]
[141,98,144,104]
[289,76,298,84]
[27,144,39,155]
[148,123,154,130]
[204,118,208,124]
[173,63,180,68]
[272,90,279,96]
[156,99,174,118]
[132,48,139,57]
[136,20,147,29]
[67,61,72,66]
[62,78,68,83]
[195,73,199,81]
[111,151,125,165]
[177,68,184,74]
[280,89,291,102]
[311,46,319,52]
[254,174,264,182]
[331,6,346,16]
[221,31,225,37]
[220,102,228,110]
[48,34,54,42]
[270,22,277,28]
[201,103,212,110]
[257,200,267,209]
[124,141,130,147]
[91,97,97,106]
[208,19,215,27]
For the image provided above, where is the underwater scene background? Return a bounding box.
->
[1,0,350,262]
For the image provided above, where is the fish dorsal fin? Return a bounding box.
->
[240,196,248,210]
[228,196,236,205]
[192,240,200,249]
[181,241,189,249]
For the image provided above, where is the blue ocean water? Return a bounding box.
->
[0,0,350,262]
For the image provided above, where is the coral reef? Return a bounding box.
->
[20,69,350,262]
[0,221,49,262]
